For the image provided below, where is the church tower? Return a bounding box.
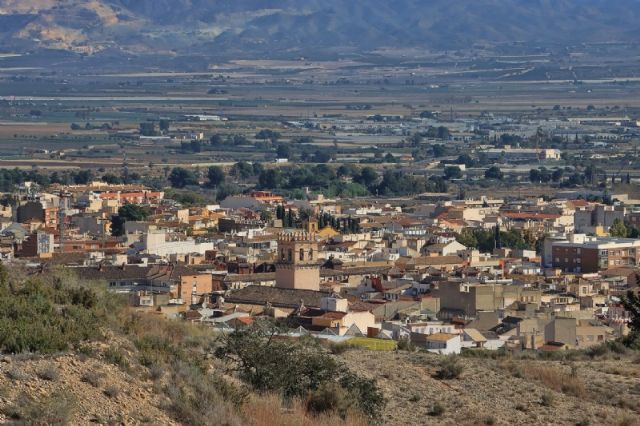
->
[275,232,320,291]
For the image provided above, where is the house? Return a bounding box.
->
[461,328,488,349]
[425,333,462,355]
[422,240,466,256]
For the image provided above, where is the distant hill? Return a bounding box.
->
[1,0,640,57]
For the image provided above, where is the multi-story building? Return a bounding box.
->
[551,234,640,273]
[574,204,625,234]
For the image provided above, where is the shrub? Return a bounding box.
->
[585,344,609,359]
[329,342,356,355]
[37,363,58,381]
[435,356,463,380]
[484,415,496,425]
[397,337,415,352]
[164,361,246,426]
[5,367,27,382]
[3,391,75,424]
[149,364,164,382]
[81,370,103,387]
[428,402,445,416]
[103,347,129,370]
[540,392,554,407]
[216,320,385,422]
[0,266,121,355]
[306,382,353,418]
[103,385,120,399]
[523,364,586,397]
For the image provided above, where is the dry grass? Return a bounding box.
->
[241,394,367,426]
[521,364,587,397]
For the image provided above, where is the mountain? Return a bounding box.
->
[1,0,640,58]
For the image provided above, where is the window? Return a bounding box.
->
[299,248,304,261]
[309,248,314,260]
[288,249,293,262]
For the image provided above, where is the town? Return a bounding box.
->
[1,1,640,424]
[1,169,637,353]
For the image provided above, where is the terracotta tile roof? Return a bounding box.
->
[316,311,347,320]
[426,332,457,342]
[225,286,329,309]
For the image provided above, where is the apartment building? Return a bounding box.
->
[552,234,640,273]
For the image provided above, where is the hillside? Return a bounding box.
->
[340,349,640,426]
[1,0,640,57]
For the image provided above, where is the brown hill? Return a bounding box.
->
[339,349,640,426]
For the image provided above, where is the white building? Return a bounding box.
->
[425,333,462,355]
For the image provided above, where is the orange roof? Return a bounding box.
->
[235,316,255,325]
[317,311,347,320]
[426,332,457,342]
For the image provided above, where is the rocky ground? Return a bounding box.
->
[0,352,175,425]
[340,350,640,426]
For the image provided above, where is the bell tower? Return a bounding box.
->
[276,232,320,291]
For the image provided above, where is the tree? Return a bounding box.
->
[432,145,446,157]
[159,119,171,133]
[485,166,504,180]
[258,169,284,189]
[286,208,294,228]
[276,144,291,159]
[168,167,197,188]
[206,166,226,188]
[609,219,628,238]
[552,168,564,183]
[101,174,121,185]
[256,129,280,144]
[444,166,463,180]
[529,168,542,183]
[214,320,384,421]
[456,229,477,248]
[584,164,598,185]
[456,154,476,168]
[139,122,156,136]
[312,150,331,163]
[209,134,224,146]
[436,126,450,140]
[622,291,640,348]
[259,210,272,222]
[111,204,149,236]
[73,170,93,185]
[356,167,379,189]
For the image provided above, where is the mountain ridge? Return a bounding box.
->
[1,0,640,57]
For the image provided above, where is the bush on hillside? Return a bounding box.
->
[0,266,121,354]
[215,319,385,422]
[435,355,464,380]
